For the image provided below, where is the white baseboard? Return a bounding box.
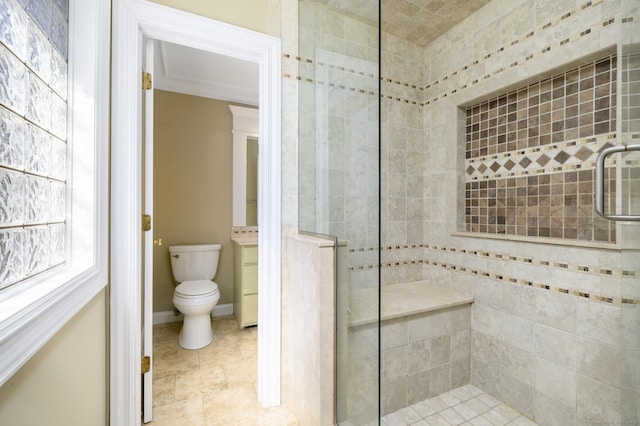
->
[212,303,234,317]
[153,310,182,325]
[153,303,234,325]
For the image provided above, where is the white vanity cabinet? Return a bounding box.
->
[233,242,258,328]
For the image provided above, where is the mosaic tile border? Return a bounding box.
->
[425,0,609,86]
[231,226,258,236]
[283,54,424,107]
[347,244,639,306]
[465,135,616,181]
[348,243,635,279]
[423,10,639,106]
[285,7,639,110]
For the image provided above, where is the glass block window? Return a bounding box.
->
[464,55,617,243]
[0,0,68,289]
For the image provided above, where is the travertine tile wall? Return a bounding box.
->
[282,234,336,425]
[420,0,640,424]
[290,0,640,425]
[296,0,379,249]
[380,305,471,415]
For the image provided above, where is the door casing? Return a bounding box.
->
[110,1,282,424]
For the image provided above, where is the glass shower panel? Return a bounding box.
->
[298,1,381,424]
[619,44,640,425]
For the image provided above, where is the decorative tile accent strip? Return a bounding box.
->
[423,15,640,106]
[347,245,639,306]
[465,135,616,181]
[284,53,425,107]
[422,0,612,95]
[349,243,629,279]
[231,226,258,236]
[287,10,638,111]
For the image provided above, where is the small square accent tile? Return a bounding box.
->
[439,408,466,425]
[386,385,538,426]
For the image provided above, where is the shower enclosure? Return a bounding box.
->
[298,0,640,425]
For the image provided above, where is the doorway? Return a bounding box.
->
[110,1,282,424]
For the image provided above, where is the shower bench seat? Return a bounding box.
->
[344,282,474,415]
[347,281,474,327]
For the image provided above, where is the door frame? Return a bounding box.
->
[110,0,282,424]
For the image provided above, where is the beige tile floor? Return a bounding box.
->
[150,316,298,426]
[152,318,537,426]
[381,384,538,426]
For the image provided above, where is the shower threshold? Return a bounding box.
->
[381,384,537,426]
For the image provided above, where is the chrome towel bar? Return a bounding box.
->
[595,143,640,221]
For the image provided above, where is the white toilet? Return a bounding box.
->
[169,244,221,349]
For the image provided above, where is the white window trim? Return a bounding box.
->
[0,0,110,386]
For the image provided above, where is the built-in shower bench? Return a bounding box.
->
[344,282,474,414]
[348,281,474,327]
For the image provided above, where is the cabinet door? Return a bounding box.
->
[243,294,258,326]
[243,264,259,294]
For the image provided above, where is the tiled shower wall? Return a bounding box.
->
[293,0,640,425]
[420,0,640,424]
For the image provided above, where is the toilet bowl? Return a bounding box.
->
[173,280,220,349]
[169,244,222,349]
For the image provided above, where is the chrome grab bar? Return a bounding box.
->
[595,143,640,221]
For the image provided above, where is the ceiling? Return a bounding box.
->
[318,0,491,47]
[153,41,259,106]
[382,0,492,46]
[153,1,490,100]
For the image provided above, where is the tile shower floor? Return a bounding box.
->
[151,316,298,426]
[382,385,538,426]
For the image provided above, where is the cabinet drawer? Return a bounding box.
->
[243,294,258,326]
[243,264,258,294]
[243,246,258,264]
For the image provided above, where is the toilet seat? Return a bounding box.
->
[175,280,219,299]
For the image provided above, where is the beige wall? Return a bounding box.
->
[148,0,269,34]
[154,91,241,311]
[0,290,107,425]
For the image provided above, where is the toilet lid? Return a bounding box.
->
[175,280,218,297]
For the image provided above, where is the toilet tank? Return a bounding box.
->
[169,244,221,283]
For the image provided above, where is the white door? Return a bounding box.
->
[142,38,155,423]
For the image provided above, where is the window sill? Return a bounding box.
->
[0,265,107,386]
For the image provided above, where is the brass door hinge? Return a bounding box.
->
[142,72,152,90]
[141,356,151,374]
[142,214,151,231]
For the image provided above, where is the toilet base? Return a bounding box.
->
[178,313,215,350]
